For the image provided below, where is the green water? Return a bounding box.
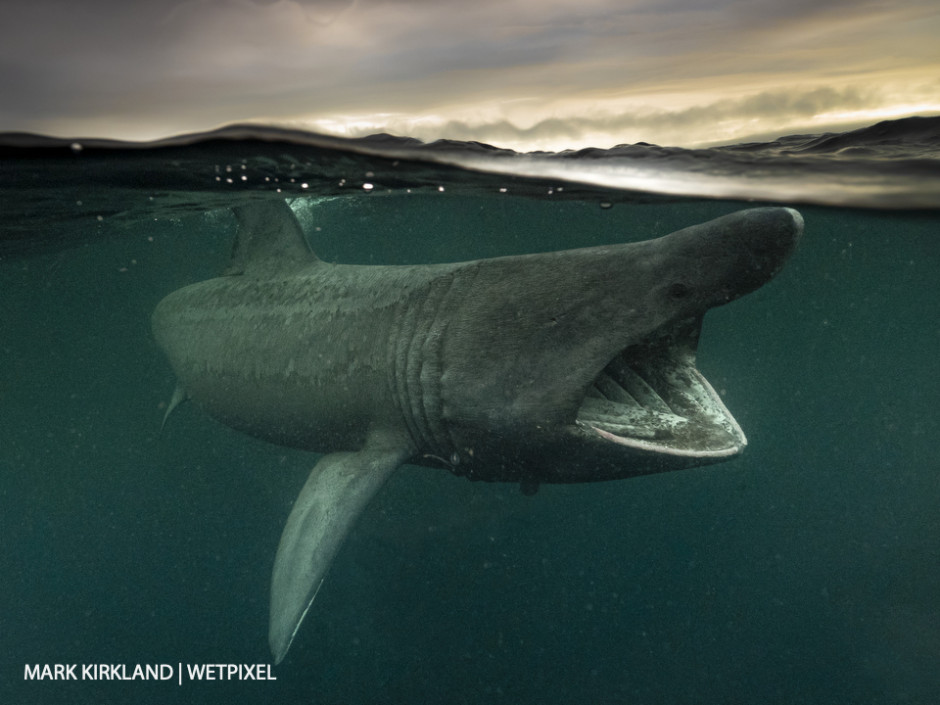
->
[1,169,938,702]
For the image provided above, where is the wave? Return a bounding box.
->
[0,115,938,254]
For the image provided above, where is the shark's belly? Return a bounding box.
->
[152,278,402,453]
[185,369,376,451]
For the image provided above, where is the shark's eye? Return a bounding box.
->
[668,283,691,299]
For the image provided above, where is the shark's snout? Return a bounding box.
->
[564,207,803,474]
[724,206,804,299]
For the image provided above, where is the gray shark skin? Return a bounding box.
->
[152,200,802,663]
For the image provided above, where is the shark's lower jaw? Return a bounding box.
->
[575,333,746,458]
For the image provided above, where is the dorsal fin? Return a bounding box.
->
[226,200,319,276]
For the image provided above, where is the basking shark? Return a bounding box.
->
[152,200,802,663]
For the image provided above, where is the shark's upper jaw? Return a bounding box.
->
[574,320,746,459]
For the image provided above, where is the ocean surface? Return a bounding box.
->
[1,116,938,704]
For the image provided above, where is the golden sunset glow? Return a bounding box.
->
[1,0,938,148]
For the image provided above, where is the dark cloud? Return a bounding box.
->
[0,0,937,144]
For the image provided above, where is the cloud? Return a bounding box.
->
[306,80,940,149]
[0,0,938,145]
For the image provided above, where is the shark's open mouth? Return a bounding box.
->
[575,322,746,458]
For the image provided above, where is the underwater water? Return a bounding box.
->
[1,117,938,704]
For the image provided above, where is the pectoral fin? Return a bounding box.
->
[269,447,407,664]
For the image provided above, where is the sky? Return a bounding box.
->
[1,0,938,150]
